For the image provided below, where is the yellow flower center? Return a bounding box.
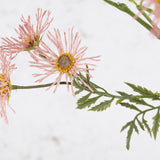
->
[0,74,8,95]
[23,34,40,51]
[56,53,75,73]
[155,0,160,4]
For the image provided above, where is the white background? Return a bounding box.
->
[0,0,160,159]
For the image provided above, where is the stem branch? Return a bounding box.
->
[103,0,152,31]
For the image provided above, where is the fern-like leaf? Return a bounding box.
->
[125,82,160,99]
[77,93,91,105]
[136,118,144,131]
[152,108,160,139]
[77,96,100,109]
[120,102,141,112]
[129,97,149,106]
[126,122,134,150]
[125,82,154,96]
[117,91,132,98]
[133,123,139,134]
[142,118,152,137]
[89,98,113,111]
[121,121,132,132]
[73,79,84,90]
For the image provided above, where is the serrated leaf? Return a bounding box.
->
[76,96,100,109]
[77,93,91,105]
[89,99,113,111]
[120,102,141,112]
[129,97,148,106]
[136,118,144,131]
[152,109,160,139]
[142,118,152,137]
[126,123,134,150]
[117,91,132,98]
[125,82,154,96]
[73,79,84,90]
[121,121,132,132]
[78,72,98,91]
[133,123,139,134]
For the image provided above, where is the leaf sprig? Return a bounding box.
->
[74,72,160,149]
[103,0,160,39]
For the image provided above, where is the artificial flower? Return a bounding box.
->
[0,51,16,123]
[30,28,100,95]
[1,8,53,59]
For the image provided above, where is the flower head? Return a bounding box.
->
[1,8,53,58]
[0,51,16,123]
[30,28,100,95]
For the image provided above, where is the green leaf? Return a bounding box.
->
[117,91,132,98]
[129,97,148,106]
[142,118,152,137]
[136,118,145,131]
[137,5,153,13]
[152,108,160,139]
[155,91,160,96]
[77,93,91,105]
[116,98,124,105]
[121,121,135,149]
[76,96,100,109]
[120,102,141,112]
[73,79,84,90]
[77,72,97,92]
[125,82,154,96]
[86,65,90,83]
[78,72,87,84]
[126,123,134,150]
[133,123,139,134]
[121,121,132,132]
[75,89,83,95]
[89,98,113,111]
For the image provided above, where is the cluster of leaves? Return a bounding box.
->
[74,72,160,149]
[73,72,114,111]
[117,83,160,149]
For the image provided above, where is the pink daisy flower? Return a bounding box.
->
[30,28,100,95]
[1,8,53,59]
[0,51,16,123]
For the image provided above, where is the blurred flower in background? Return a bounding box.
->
[0,52,16,123]
[138,0,160,37]
[0,8,53,59]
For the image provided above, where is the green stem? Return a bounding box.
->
[11,81,71,90]
[103,0,152,31]
[134,106,160,120]
[11,78,158,110]
[93,87,155,109]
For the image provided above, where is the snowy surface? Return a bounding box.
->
[0,0,160,160]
